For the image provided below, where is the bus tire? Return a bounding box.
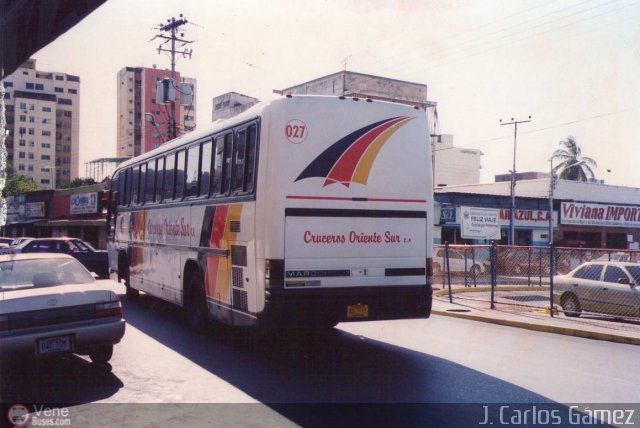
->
[118,253,138,300]
[185,271,208,331]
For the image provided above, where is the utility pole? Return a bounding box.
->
[152,14,193,140]
[500,116,531,246]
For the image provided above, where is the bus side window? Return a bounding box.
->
[138,163,146,205]
[222,133,233,195]
[145,160,156,203]
[200,140,213,197]
[156,157,165,202]
[164,153,175,201]
[124,168,131,206]
[175,150,186,200]
[245,124,258,193]
[232,129,247,193]
[213,135,226,196]
[185,145,199,198]
[131,166,140,205]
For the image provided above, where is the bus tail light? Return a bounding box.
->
[265,259,284,281]
[95,301,123,319]
[426,257,433,277]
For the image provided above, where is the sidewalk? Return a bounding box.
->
[431,288,640,346]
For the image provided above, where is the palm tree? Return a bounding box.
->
[551,136,597,181]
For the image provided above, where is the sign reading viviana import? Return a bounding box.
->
[461,206,500,240]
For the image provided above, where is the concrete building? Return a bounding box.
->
[212,92,259,121]
[275,70,432,109]
[432,134,483,186]
[116,66,196,158]
[435,177,640,249]
[1,59,80,189]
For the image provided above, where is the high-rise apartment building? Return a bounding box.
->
[116,66,196,158]
[1,59,80,189]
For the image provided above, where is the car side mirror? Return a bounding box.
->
[617,277,630,285]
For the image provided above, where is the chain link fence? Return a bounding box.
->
[433,244,640,322]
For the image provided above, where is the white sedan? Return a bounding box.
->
[0,253,125,368]
[553,261,640,318]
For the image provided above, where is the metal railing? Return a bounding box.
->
[434,243,640,322]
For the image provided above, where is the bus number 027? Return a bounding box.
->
[285,120,307,144]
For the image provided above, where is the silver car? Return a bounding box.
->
[0,253,125,368]
[553,261,640,318]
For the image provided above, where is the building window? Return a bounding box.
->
[54,87,64,93]
[28,153,34,159]
[19,103,27,109]
[68,88,77,94]
[2,81,13,88]
[19,115,26,122]
[41,155,51,160]
[28,165,33,172]
[18,164,25,171]
[42,106,51,112]
[42,130,51,136]
[18,152,25,159]
[58,98,72,105]
[26,83,34,89]
[35,83,44,90]
[55,75,64,81]
[19,139,25,146]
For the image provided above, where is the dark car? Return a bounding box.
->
[9,237,110,278]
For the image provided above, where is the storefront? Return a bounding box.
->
[435,179,640,249]
[2,184,108,249]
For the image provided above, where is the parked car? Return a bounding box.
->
[434,247,487,276]
[497,249,551,276]
[553,261,640,318]
[6,237,109,278]
[0,253,125,366]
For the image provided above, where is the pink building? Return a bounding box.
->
[116,66,196,158]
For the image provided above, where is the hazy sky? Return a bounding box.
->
[31,0,640,186]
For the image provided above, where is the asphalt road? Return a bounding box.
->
[2,284,639,427]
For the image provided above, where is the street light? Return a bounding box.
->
[145,113,166,144]
[500,116,531,245]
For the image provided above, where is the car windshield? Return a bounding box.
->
[71,240,95,251]
[625,265,640,284]
[0,257,95,291]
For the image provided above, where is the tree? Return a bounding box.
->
[551,136,597,181]
[58,177,97,189]
[3,163,40,196]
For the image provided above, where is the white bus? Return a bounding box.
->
[107,95,434,329]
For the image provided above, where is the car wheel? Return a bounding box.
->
[185,271,208,331]
[89,344,113,364]
[561,294,582,318]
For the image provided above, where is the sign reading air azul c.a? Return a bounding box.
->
[295,116,413,187]
[461,206,500,240]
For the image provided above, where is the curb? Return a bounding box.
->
[432,309,640,346]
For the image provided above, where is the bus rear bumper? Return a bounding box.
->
[261,284,432,326]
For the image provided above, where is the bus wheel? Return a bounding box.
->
[119,254,138,300]
[185,272,208,331]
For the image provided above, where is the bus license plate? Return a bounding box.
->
[347,304,369,319]
[37,335,72,355]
